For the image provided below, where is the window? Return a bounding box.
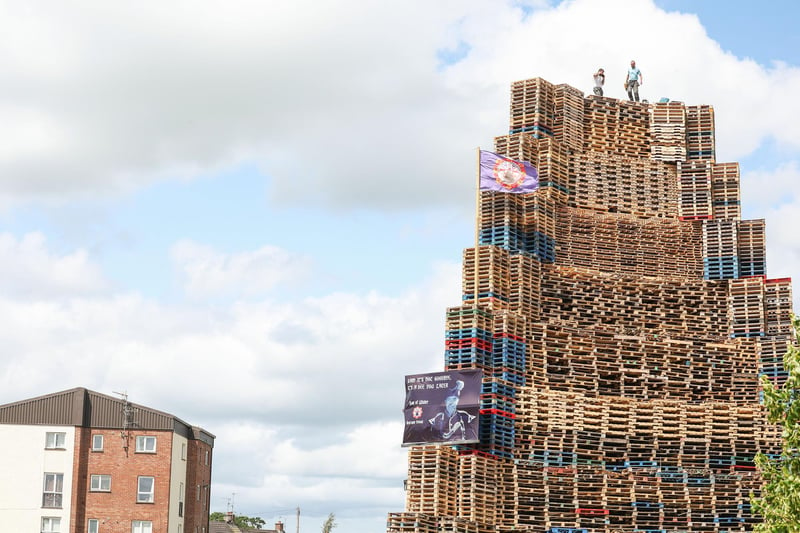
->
[137,476,154,503]
[135,436,156,453]
[92,434,104,451]
[181,442,187,460]
[132,521,152,533]
[179,482,184,517]
[88,519,99,533]
[90,474,111,492]
[42,473,64,508]
[45,432,66,449]
[204,450,209,465]
[41,517,61,533]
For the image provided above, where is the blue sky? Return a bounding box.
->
[1,1,799,532]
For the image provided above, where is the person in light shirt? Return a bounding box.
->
[626,59,643,102]
[593,68,605,96]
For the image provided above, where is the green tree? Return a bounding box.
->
[242,516,266,529]
[208,512,266,530]
[321,513,337,533]
[753,314,800,532]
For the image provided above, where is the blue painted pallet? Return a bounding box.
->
[480,417,515,432]
[628,460,659,468]
[490,369,526,386]
[539,181,571,194]
[509,125,553,135]
[479,433,515,446]
[656,472,686,482]
[445,354,492,368]
[708,457,733,466]
[704,270,739,280]
[730,331,765,338]
[480,436,515,450]
[481,380,516,398]
[631,502,664,509]
[492,355,526,373]
[480,397,516,413]
[462,291,510,302]
[759,369,789,379]
[493,342,526,357]
[703,256,738,265]
[485,448,514,459]
[445,328,492,341]
[493,342,526,355]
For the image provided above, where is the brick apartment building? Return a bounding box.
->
[0,387,214,533]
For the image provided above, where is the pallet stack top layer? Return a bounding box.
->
[389,77,793,533]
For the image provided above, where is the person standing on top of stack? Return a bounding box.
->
[626,59,643,102]
[593,68,605,96]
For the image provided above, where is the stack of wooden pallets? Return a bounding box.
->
[737,219,767,277]
[677,160,713,220]
[554,84,585,152]
[649,101,687,162]
[686,105,716,161]
[711,162,741,220]
[569,153,678,218]
[389,76,794,533]
[509,78,556,137]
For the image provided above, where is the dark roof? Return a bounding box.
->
[209,522,242,533]
[209,522,281,533]
[0,387,214,444]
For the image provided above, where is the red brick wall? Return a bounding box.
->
[80,429,174,533]
[184,439,213,533]
[71,427,91,532]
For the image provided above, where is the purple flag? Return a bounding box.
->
[479,150,538,193]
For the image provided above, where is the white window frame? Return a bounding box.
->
[132,521,153,533]
[135,435,157,453]
[92,434,104,451]
[88,519,99,533]
[45,432,66,449]
[42,473,64,508]
[204,449,209,465]
[137,476,154,503]
[41,516,61,533]
[90,474,111,492]
[181,442,187,460]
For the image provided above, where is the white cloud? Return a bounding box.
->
[739,162,800,310]
[1,0,795,212]
[741,162,800,211]
[0,232,108,298]
[171,240,313,298]
[0,234,459,525]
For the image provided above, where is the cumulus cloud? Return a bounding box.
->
[741,162,800,211]
[2,0,796,212]
[0,234,459,529]
[0,232,108,298]
[171,240,313,298]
